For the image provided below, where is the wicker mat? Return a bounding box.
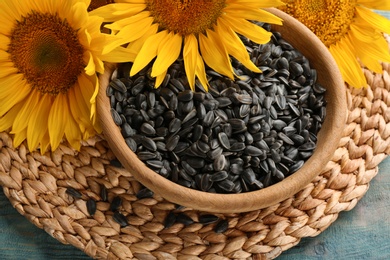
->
[1,46,390,260]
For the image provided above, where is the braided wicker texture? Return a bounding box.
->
[0,37,389,260]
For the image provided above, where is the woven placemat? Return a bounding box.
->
[1,39,390,260]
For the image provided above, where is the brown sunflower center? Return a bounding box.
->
[88,0,115,11]
[280,0,357,47]
[8,12,85,95]
[145,0,226,35]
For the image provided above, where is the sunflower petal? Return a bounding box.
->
[329,39,367,88]
[217,19,261,73]
[350,33,390,73]
[101,46,137,63]
[222,16,272,44]
[151,32,182,77]
[154,70,168,89]
[0,102,24,132]
[195,56,210,92]
[357,0,390,10]
[27,94,52,151]
[183,34,198,90]
[48,94,68,151]
[89,3,147,22]
[199,29,234,79]
[130,30,168,76]
[355,6,390,35]
[64,111,82,151]
[225,5,283,25]
[127,23,159,54]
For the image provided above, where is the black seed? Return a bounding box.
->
[230,142,246,152]
[176,213,194,225]
[136,188,154,199]
[177,89,193,101]
[245,145,263,156]
[217,179,235,192]
[113,211,128,227]
[213,154,226,172]
[110,196,122,212]
[140,122,156,136]
[87,199,97,216]
[218,132,231,150]
[214,219,229,233]
[100,185,108,202]
[66,187,82,199]
[199,214,219,225]
[141,137,157,152]
[169,118,182,133]
[124,138,137,152]
[146,160,164,169]
[109,78,127,93]
[165,135,180,151]
[210,171,229,182]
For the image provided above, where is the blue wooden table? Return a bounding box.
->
[0,157,389,259]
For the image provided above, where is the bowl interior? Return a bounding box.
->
[97,8,346,213]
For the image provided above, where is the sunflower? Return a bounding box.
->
[279,0,390,88]
[0,0,135,153]
[91,0,284,90]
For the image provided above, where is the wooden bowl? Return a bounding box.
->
[97,8,347,213]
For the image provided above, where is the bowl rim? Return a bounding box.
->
[97,8,347,213]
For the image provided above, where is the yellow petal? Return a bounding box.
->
[199,29,234,79]
[13,129,27,149]
[355,6,390,35]
[90,3,146,22]
[329,39,367,88]
[68,86,90,133]
[357,0,390,10]
[48,94,68,151]
[101,46,137,63]
[226,0,284,8]
[225,5,283,25]
[130,30,168,76]
[183,34,198,90]
[64,110,82,151]
[83,51,96,76]
[0,34,10,51]
[0,77,30,118]
[0,62,18,78]
[217,19,261,73]
[350,33,390,73]
[151,32,182,77]
[127,23,159,54]
[0,102,24,132]
[154,71,168,89]
[106,11,151,31]
[195,56,210,92]
[222,15,272,44]
[27,94,52,151]
[11,90,40,134]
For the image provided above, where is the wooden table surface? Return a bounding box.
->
[1,10,389,260]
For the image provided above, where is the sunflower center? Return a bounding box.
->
[8,12,85,95]
[145,0,226,35]
[281,0,357,47]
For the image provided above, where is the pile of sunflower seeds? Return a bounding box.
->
[107,26,326,194]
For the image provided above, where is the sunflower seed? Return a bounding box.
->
[136,188,154,199]
[87,199,96,216]
[199,214,219,225]
[66,187,82,199]
[113,211,128,227]
[110,196,122,212]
